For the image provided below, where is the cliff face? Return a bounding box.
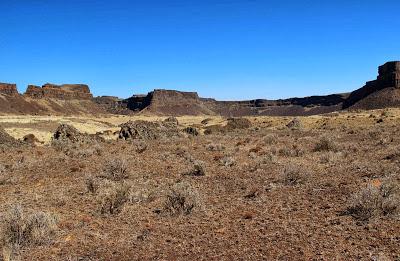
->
[0,83,18,96]
[124,90,215,115]
[119,89,347,116]
[0,82,105,115]
[25,83,93,100]
[2,61,400,116]
[343,61,400,109]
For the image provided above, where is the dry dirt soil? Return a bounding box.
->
[0,109,400,260]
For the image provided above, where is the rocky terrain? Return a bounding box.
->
[0,109,399,260]
[1,59,400,259]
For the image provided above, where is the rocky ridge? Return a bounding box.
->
[1,61,400,116]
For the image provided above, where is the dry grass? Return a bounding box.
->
[280,164,308,186]
[313,136,338,152]
[347,180,400,221]
[97,182,131,215]
[0,205,57,260]
[184,160,206,176]
[1,109,400,259]
[163,182,201,216]
[102,158,130,181]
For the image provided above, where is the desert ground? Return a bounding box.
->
[0,109,400,260]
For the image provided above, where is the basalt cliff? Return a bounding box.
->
[1,61,400,116]
[0,83,103,115]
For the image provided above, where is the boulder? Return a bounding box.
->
[23,134,40,145]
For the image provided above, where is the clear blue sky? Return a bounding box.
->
[0,0,399,100]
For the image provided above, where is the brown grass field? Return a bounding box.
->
[0,109,400,260]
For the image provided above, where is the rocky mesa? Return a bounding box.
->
[25,83,93,100]
[0,82,103,115]
[343,61,400,110]
[0,83,19,96]
[2,61,400,116]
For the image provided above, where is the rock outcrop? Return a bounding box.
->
[118,120,181,140]
[124,90,215,115]
[25,83,93,100]
[2,61,400,116]
[343,61,400,109]
[53,124,104,143]
[0,83,18,96]
[0,83,105,115]
[114,89,347,116]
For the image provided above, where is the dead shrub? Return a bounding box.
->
[102,158,129,181]
[163,182,201,216]
[131,140,147,153]
[98,182,131,215]
[286,118,302,130]
[220,156,236,167]
[85,175,100,194]
[164,117,179,124]
[280,164,307,186]
[278,145,304,157]
[313,136,338,152]
[0,205,57,251]
[206,143,225,151]
[225,118,252,130]
[184,160,206,176]
[347,180,400,221]
[204,125,225,135]
[319,151,341,164]
[263,134,278,145]
[52,140,102,158]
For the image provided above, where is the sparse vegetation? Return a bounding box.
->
[220,156,236,167]
[85,175,100,194]
[263,134,278,145]
[1,111,400,259]
[0,205,57,259]
[102,158,130,181]
[206,143,225,151]
[163,182,201,216]
[313,136,338,152]
[280,164,307,186]
[185,160,206,176]
[347,180,400,221]
[98,182,131,214]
